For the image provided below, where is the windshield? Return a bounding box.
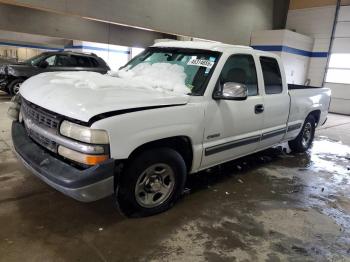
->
[122,47,221,95]
[24,53,46,66]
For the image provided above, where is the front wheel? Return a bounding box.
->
[8,79,23,96]
[289,115,316,153]
[116,148,187,217]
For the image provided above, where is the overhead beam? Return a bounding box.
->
[0,3,173,47]
[0,0,283,44]
[0,30,70,48]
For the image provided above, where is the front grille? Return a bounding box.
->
[29,128,58,153]
[21,98,62,153]
[21,99,61,131]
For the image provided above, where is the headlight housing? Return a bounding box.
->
[58,146,109,166]
[60,120,109,144]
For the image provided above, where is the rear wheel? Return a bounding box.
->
[116,148,187,217]
[289,115,316,153]
[8,79,23,96]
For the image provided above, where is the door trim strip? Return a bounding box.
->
[287,123,302,132]
[261,128,286,140]
[205,123,303,157]
[205,135,261,156]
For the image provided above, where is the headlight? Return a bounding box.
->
[58,146,109,166]
[60,120,109,144]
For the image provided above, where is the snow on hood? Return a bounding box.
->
[48,63,190,95]
[111,63,190,94]
[20,63,190,122]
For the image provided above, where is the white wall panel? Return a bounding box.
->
[332,38,350,53]
[281,53,310,84]
[287,6,336,39]
[312,38,332,52]
[308,57,328,69]
[329,98,350,114]
[307,65,327,86]
[338,5,350,21]
[325,82,350,99]
[325,5,350,115]
[334,22,350,37]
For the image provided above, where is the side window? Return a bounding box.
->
[89,58,99,67]
[220,54,258,96]
[260,57,283,94]
[55,55,74,67]
[44,55,56,66]
[72,55,92,67]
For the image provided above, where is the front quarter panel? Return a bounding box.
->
[91,101,205,172]
[8,65,38,78]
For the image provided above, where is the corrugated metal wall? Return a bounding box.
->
[326,3,350,115]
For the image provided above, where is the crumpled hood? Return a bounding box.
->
[20,71,190,122]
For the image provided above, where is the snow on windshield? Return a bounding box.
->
[112,63,190,94]
[49,63,190,95]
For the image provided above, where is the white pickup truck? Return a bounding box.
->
[10,41,331,217]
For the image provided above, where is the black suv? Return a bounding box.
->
[0,51,110,95]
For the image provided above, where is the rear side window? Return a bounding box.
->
[89,58,99,67]
[71,55,92,67]
[260,57,283,94]
[56,55,74,66]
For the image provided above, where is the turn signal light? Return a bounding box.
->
[58,146,109,166]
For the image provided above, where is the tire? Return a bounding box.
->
[116,148,187,217]
[289,115,316,153]
[8,79,23,96]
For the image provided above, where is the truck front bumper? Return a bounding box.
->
[12,121,115,202]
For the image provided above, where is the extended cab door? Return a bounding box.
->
[201,54,264,169]
[257,56,289,149]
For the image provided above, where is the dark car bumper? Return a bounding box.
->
[0,75,10,89]
[12,121,115,202]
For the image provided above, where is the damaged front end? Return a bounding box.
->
[7,94,21,121]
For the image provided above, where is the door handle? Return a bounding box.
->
[255,104,264,114]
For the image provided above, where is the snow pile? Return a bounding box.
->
[113,63,189,94]
[49,63,190,95]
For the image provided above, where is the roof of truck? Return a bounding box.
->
[153,40,253,52]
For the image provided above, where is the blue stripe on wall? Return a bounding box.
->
[0,41,63,51]
[67,45,130,54]
[251,45,328,58]
[0,42,130,54]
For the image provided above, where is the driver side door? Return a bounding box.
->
[201,54,264,169]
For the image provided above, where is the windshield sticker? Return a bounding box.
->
[187,58,214,68]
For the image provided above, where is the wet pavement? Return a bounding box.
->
[0,91,350,261]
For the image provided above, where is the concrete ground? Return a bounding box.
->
[0,91,349,262]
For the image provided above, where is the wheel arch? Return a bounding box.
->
[307,109,321,126]
[127,136,194,172]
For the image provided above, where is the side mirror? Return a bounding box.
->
[38,60,49,68]
[213,82,248,100]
